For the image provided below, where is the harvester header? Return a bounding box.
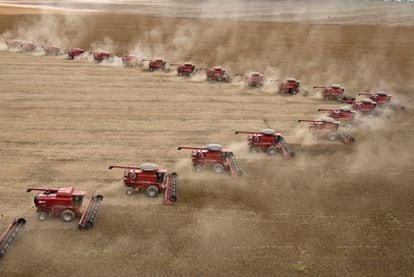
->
[0,218,26,258]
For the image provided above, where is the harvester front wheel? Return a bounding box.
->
[329,134,337,141]
[125,187,134,195]
[146,185,159,198]
[213,163,224,174]
[194,165,202,173]
[37,212,48,221]
[61,210,75,222]
[267,146,278,155]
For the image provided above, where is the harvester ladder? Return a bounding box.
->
[336,129,355,145]
[278,139,295,158]
[227,152,243,177]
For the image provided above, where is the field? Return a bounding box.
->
[0,2,414,276]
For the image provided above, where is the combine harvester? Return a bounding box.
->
[67,48,86,59]
[314,84,354,102]
[298,118,355,144]
[122,55,141,67]
[20,41,37,52]
[318,106,357,126]
[0,217,26,259]
[90,51,113,63]
[26,187,103,230]
[170,62,197,76]
[235,129,295,158]
[236,72,264,88]
[279,77,301,94]
[201,66,231,82]
[143,58,168,71]
[358,92,405,112]
[4,39,23,50]
[177,144,242,177]
[109,163,177,205]
[5,39,36,52]
[343,98,380,116]
[42,45,60,56]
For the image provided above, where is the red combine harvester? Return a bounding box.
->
[108,163,177,205]
[0,217,26,259]
[26,187,103,230]
[122,55,140,67]
[314,84,352,101]
[235,129,295,158]
[279,77,301,94]
[20,41,36,52]
[204,66,231,82]
[143,58,167,71]
[177,144,242,177]
[358,92,405,112]
[67,48,85,59]
[298,118,355,144]
[236,72,264,88]
[90,51,112,63]
[42,45,60,56]
[5,39,23,49]
[344,98,379,116]
[170,63,197,76]
[318,106,356,124]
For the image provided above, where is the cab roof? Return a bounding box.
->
[139,163,159,171]
[206,143,224,151]
[260,128,276,135]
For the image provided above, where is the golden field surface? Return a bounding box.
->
[0,3,414,276]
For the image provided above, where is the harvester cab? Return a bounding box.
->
[206,66,231,82]
[279,77,301,94]
[108,163,177,205]
[177,144,242,177]
[235,129,295,158]
[26,187,103,230]
[67,48,85,59]
[0,217,26,259]
[298,118,355,144]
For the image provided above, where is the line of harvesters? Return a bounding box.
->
[0,38,406,261]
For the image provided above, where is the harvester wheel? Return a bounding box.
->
[329,134,337,141]
[37,212,48,221]
[267,146,278,155]
[213,163,224,174]
[125,187,134,195]
[249,148,259,154]
[336,95,344,102]
[194,165,202,173]
[61,210,75,222]
[146,185,159,198]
